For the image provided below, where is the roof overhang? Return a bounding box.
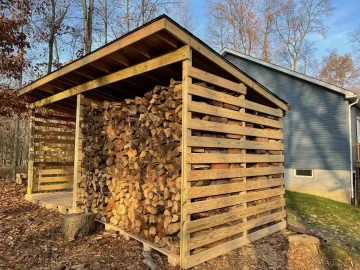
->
[221,48,358,100]
[21,16,289,114]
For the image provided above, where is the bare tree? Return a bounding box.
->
[275,0,334,71]
[349,24,360,63]
[317,49,360,89]
[167,0,198,33]
[82,0,95,54]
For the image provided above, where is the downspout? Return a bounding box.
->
[348,96,359,205]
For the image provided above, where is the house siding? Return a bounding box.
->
[351,106,360,169]
[225,54,350,171]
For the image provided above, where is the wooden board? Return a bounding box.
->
[188,66,246,95]
[35,182,73,191]
[188,166,284,181]
[187,178,284,199]
[186,187,285,214]
[188,84,283,117]
[187,136,284,150]
[188,101,283,128]
[188,119,283,139]
[187,153,284,164]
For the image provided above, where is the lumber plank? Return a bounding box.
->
[187,153,284,164]
[34,130,75,137]
[31,46,191,108]
[185,221,286,268]
[34,146,74,152]
[180,49,192,268]
[73,94,83,213]
[34,154,74,159]
[188,101,283,128]
[187,178,284,199]
[34,169,74,175]
[36,183,73,191]
[33,161,74,167]
[34,138,75,144]
[188,119,283,139]
[35,121,75,129]
[188,84,283,117]
[186,187,285,214]
[185,199,285,233]
[188,136,284,150]
[27,109,35,194]
[188,166,284,181]
[188,67,246,95]
[187,211,286,250]
[34,113,76,122]
[164,19,288,111]
[35,176,74,183]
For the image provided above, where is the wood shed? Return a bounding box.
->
[20,15,289,269]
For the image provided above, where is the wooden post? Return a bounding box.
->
[239,95,247,236]
[12,117,19,182]
[72,94,84,213]
[180,46,192,268]
[27,109,35,196]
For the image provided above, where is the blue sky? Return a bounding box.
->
[189,0,360,59]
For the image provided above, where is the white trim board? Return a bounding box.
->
[221,48,358,100]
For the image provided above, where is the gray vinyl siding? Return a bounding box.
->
[225,54,350,171]
[351,106,360,169]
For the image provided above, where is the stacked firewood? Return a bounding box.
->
[78,80,183,252]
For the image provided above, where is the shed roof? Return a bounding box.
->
[21,15,288,114]
[221,48,358,100]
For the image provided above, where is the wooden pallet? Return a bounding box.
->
[99,221,179,267]
[25,192,73,214]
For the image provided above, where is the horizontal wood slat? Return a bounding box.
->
[34,138,75,144]
[186,187,285,214]
[34,146,75,152]
[34,169,74,175]
[35,176,73,183]
[187,211,286,251]
[34,154,74,159]
[188,84,283,117]
[34,130,75,137]
[189,67,246,95]
[187,178,284,199]
[33,162,74,167]
[188,166,284,181]
[185,199,285,233]
[35,121,75,129]
[188,136,284,150]
[188,101,283,128]
[185,221,286,268]
[35,113,76,122]
[36,183,73,191]
[188,153,284,164]
[188,119,283,139]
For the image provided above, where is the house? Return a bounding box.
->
[221,48,360,205]
[20,15,289,268]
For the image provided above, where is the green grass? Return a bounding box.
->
[286,190,360,268]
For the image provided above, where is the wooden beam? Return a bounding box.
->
[20,18,166,95]
[132,42,152,58]
[156,31,180,48]
[73,94,83,213]
[31,46,190,108]
[107,51,131,66]
[27,109,35,195]
[163,20,289,111]
[180,47,192,268]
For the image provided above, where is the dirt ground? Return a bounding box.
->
[0,178,329,270]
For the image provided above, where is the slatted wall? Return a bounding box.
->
[181,63,286,268]
[29,110,76,192]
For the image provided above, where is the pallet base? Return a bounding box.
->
[99,221,180,267]
[25,192,73,214]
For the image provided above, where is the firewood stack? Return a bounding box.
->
[77,79,183,253]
